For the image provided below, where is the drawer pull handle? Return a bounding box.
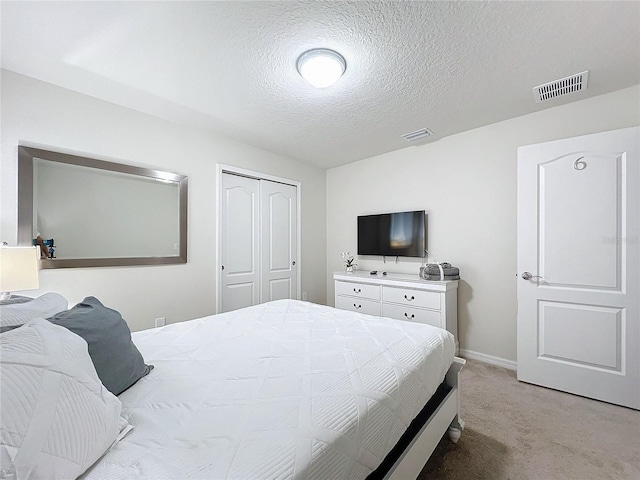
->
[404,313,415,319]
[354,304,362,309]
[404,295,415,301]
[354,288,361,293]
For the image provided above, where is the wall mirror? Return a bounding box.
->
[18,146,188,269]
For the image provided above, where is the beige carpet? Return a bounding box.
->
[418,359,640,480]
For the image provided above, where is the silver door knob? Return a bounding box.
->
[521,272,542,280]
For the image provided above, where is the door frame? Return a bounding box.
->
[216,164,302,314]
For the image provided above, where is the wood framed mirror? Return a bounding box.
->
[18,146,188,269]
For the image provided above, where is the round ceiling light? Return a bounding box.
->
[296,48,346,88]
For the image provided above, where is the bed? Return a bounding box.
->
[1,298,464,480]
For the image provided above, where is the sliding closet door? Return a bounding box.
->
[220,171,299,313]
[261,181,298,302]
[220,174,260,313]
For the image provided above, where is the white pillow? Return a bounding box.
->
[0,318,129,479]
[0,292,68,328]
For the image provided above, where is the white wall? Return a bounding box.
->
[1,69,327,331]
[326,85,640,363]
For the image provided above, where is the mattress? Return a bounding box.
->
[81,299,455,480]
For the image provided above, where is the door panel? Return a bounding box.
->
[517,126,639,409]
[268,278,292,302]
[268,193,292,271]
[539,153,622,290]
[538,301,621,371]
[261,181,298,302]
[221,174,260,312]
[226,187,257,275]
[224,283,257,313]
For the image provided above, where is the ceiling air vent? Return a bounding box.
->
[533,71,589,103]
[402,128,434,142]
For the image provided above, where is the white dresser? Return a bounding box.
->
[333,271,458,347]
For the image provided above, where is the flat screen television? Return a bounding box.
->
[357,210,427,258]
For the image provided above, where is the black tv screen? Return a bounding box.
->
[357,210,427,257]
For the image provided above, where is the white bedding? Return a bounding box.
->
[81,299,455,480]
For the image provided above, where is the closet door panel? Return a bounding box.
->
[221,173,260,312]
[261,181,298,302]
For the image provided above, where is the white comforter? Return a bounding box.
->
[82,299,455,480]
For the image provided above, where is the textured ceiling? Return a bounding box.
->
[2,1,639,169]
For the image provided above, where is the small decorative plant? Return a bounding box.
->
[341,252,357,271]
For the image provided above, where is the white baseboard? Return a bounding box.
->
[459,349,517,371]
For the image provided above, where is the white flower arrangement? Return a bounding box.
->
[341,251,357,268]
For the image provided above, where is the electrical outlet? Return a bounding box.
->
[154,317,166,328]
[302,292,308,301]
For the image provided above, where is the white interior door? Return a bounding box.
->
[517,126,639,409]
[261,181,298,302]
[221,173,260,313]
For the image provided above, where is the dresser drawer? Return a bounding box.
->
[382,303,442,328]
[382,286,440,310]
[335,295,381,316]
[335,281,380,300]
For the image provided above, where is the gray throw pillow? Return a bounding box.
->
[48,297,153,395]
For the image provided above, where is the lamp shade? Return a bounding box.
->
[297,48,346,88]
[0,246,40,294]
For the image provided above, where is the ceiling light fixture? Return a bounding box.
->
[296,48,346,88]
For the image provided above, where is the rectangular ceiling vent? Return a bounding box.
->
[402,128,434,142]
[533,70,589,103]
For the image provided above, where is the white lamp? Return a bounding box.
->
[0,246,40,301]
[297,48,346,88]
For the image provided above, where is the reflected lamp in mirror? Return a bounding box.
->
[17,146,188,269]
[0,245,39,301]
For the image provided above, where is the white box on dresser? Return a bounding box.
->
[333,270,459,351]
